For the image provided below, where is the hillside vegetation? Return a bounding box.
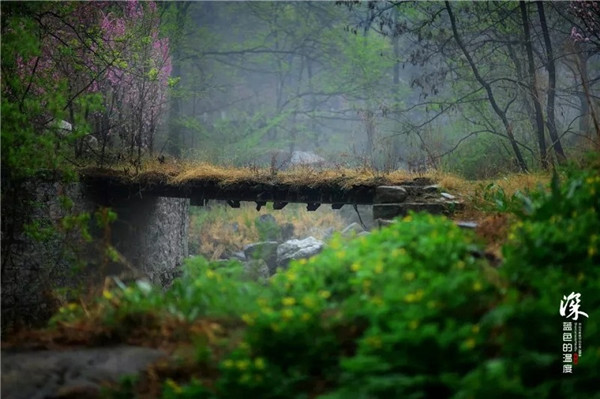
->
[15,160,597,398]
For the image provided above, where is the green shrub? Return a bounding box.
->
[53,166,600,398]
[484,168,600,398]
[185,214,501,398]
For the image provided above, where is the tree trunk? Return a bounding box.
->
[166,2,190,158]
[445,1,528,172]
[520,1,547,169]
[536,1,567,164]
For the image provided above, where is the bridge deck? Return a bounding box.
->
[81,167,435,209]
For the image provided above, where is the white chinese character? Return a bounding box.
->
[563,353,573,363]
[563,343,573,352]
[563,321,573,331]
[563,332,573,342]
[560,292,589,321]
[563,364,573,373]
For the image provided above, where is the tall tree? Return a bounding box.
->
[520,1,547,168]
[445,1,528,172]
[536,1,567,163]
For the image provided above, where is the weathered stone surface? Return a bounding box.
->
[456,221,478,229]
[0,346,165,399]
[338,204,374,230]
[111,196,190,286]
[1,181,96,331]
[244,259,270,281]
[423,184,441,193]
[441,192,456,200]
[374,186,408,203]
[277,237,323,268]
[243,241,279,273]
[376,219,396,228]
[280,222,295,241]
[231,251,247,262]
[341,222,365,236]
[289,151,326,167]
[1,180,190,332]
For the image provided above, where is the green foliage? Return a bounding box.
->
[478,182,531,214]
[476,168,600,397]
[51,166,600,398]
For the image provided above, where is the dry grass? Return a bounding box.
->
[189,202,346,259]
[85,159,418,189]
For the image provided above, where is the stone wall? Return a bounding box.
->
[1,179,189,332]
[109,196,189,286]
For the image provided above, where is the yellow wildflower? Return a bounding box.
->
[206,269,215,279]
[464,338,476,350]
[102,290,113,300]
[302,295,316,309]
[165,378,182,394]
[371,296,384,306]
[241,313,255,325]
[282,297,296,306]
[236,359,249,370]
[318,290,331,299]
[415,289,424,300]
[254,357,266,370]
[286,271,297,281]
[281,308,294,320]
[257,298,269,307]
[403,271,415,281]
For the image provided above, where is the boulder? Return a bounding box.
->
[341,222,365,236]
[243,241,279,272]
[277,237,323,268]
[455,221,478,229]
[374,186,408,203]
[230,251,246,262]
[1,346,165,399]
[280,222,295,241]
[244,259,270,281]
[423,184,441,193]
[441,192,456,200]
[289,151,326,167]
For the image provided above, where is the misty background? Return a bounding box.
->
[156,1,599,178]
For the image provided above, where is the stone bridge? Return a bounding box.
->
[81,169,461,219]
[2,169,461,330]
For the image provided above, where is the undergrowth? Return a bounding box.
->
[40,162,600,398]
[188,202,345,258]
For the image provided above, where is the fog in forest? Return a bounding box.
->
[157,1,599,178]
